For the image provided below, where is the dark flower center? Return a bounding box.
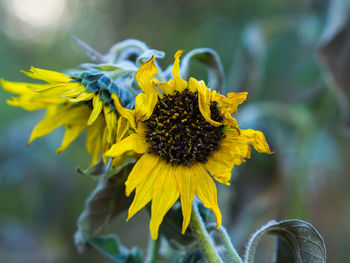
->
[143,90,225,166]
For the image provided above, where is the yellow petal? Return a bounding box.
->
[28,105,90,145]
[56,124,86,153]
[134,93,158,124]
[194,78,222,127]
[175,165,198,234]
[187,77,199,93]
[61,85,85,97]
[86,115,105,166]
[136,56,160,94]
[205,146,235,186]
[172,50,187,92]
[204,129,252,182]
[0,79,32,94]
[28,82,84,97]
[203,129,240,184]
[216,92,248,114]
[116,116,130,142]
[87,94,103,125]
[101,126,110,164]
[68,91,95,102]
[22,67,72,84]
[196,165,222,228]
[150,164,179,240]
[111,93,136,129]
[127,158,166,220]
[103,105,117,143]
[240,129,272,154]
[26,82,74,92]
[104,133,148,158]
[157,81,174,96]
[6,95,64,111]
[125,153,160,196]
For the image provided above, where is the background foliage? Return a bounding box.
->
[0,0,349,262]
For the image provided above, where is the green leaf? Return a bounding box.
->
[244,219,326,263]
[89,234,142,263]
[179,48,225,93]
[74,161,134,250]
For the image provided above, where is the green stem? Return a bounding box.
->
[145,235,160,263]
[190,202,223,263]
[217,227,243,263]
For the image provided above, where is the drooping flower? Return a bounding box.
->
[1,67,134,166]
[105,50,272,240]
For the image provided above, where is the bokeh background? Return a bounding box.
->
[0,0,349,262]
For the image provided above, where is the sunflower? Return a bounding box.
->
[1,67,133,166]
[105,50,272,240]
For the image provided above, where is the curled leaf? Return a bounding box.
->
[136,49,165,66]
[244,219,326,263]
[179,48,225,93]
[107,39,149,63]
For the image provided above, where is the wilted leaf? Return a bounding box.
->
[136,49,165,65]
[74,161,134,251]
[107,39,149,63]
[244,219,326,263]
[319,0,350,127]
[179,48,225,93]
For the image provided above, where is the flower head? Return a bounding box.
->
[1,67,134,166]
[105,50,272,240]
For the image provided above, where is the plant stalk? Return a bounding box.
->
[217,227,243,263]
[145,234,160,263]
[190,202,223,263]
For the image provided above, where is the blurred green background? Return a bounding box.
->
[0,0,349,262]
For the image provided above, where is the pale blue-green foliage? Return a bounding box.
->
[69,71,135,109]
[69,38,167,110]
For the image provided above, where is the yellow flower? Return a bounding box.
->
[1,67,129,166]
[105,50,272,240]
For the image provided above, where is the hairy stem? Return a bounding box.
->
[217,227,243,263]
[190,202,223,263]
[145,235,160,263]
